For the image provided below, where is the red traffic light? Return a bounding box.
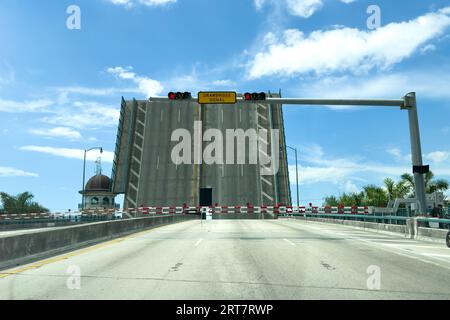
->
[168,92,191,100]
[244,92,266,101]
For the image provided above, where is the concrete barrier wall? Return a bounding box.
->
[288,217,435,241]
[293,217,411,236]
[417,227,448,242]
[0,221,86,232]
[0,214,197,270]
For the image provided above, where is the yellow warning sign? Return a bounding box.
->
[198,92,237,104]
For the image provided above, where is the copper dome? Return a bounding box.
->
[85,174,111,191]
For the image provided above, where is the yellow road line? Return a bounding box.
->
[0,224,168,279]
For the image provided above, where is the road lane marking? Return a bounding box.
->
[283,238,296,246]
[295,222,450,271]
[195,238,203,246]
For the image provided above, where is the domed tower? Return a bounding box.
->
[79,174,116,210]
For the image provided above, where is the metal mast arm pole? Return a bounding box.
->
[404,92,427,215]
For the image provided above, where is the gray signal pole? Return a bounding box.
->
[404,92,427,215]
[287,146,299,208]
[150,92,428,215]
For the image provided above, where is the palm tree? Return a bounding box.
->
[383,178,411,201]
[401,171,449,196]
[362,185,388,207]
[0,192,49,214]
[427,179,449,194]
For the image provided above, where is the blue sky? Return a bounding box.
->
[1,0,450,211]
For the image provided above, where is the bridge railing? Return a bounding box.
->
[1,205,449,230]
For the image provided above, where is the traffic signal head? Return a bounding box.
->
[243,92,266,101]
[168,92,192,100]
[182,92,192,99]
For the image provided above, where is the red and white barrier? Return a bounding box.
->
[0,205,372,221]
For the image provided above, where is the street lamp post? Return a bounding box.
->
[81,147,103,211]
[287,146,299,208]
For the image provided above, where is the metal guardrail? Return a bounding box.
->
[279,213,450,229]
[1,205,449,229]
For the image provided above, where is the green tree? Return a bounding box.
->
[401,171,449,196]
[0,192,49,214]
[323,195,339,206]
[362,185,388,207]
[322,172,449,208]
[383,178,411,201]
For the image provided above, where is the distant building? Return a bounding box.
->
[79,174,117,210]
[426,191,445,210]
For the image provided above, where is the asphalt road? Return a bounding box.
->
[0,219,449,300]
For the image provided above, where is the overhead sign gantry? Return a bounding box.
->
[150,92,428,216]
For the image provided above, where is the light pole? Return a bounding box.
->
[287,145,299,208]
[82,147,103,211]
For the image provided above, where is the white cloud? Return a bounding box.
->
[424,151,450,163]
[40,101,120,130]
[20,146,114,163]
[0,99,53,113]
[344,180,359,193]
[108,0,176,8]
[0,166,38,178]
[387,147,450,174]
[56,86,140,97]
[247,7,450,78]
[254,0,355,18]
[212,79,236,87]
[287,144,450,192]
[296,70,450,100]
[253,0,323,18]
[288,144,410,187]
[286,0,323,18]
[420,44,436,54]
[107,66,164,98]
[29,127,83,140]
[254,0,266,10]
[387,147,402,159]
